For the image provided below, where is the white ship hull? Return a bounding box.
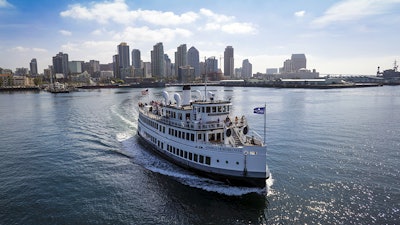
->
[137,86,269,188]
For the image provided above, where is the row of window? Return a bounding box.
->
[167,144,211,165]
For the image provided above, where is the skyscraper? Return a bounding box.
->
[29,58,38,76]
[291,54,306,72]
[131,49,141,69]
[113,54,120,79]
[242,59,252,78]
[52,52,69,77]
[151,42,165,78]
[224,46,234,77]
[187,46,200,78]
[175,44,187,77]
[118,42,130,69]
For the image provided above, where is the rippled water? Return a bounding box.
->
[0,86,399,224]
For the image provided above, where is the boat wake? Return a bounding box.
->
[119,136,273,196]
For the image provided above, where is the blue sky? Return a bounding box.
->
[1,0,399,75]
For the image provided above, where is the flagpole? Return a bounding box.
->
[264,102,266,145]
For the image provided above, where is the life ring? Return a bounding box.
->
[226,128,232,137]
[243,126,248,135]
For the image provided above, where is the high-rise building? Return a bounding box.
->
[224,46,234,77]
[113,54,120,79]
[187,46,200,78]
[52,52,69,77]
[151,42,165,78]
[242,59,252,78]
[164,54,172,77]
[29,58,38,76]
[68,61,83,74]
[206,57,218,74]
[175,44,187,77]
[131,49,141,69]
[118,42,130,69]
[291,54,306,72]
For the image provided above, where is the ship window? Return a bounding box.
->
[186,133,189,140]
[198,133,201,140]
[202,107,205,113]
[225,160,229,164]
[191,134,194,141]
[199,155,204,164]
[184,151,187,158]
[189,152,193,160]
[178,131,181,138]
[180,150,183,157]
[194,154,198,162]
[206,157,211,165]
[236,161,239,165]
[206,107,210,113]
[212,107,216,113]
[216,159,220,163]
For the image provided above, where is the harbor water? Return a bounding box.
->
[0,86,399,224]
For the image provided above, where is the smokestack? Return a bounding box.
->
[182,85,191,106]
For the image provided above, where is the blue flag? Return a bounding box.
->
[253,107,265,114]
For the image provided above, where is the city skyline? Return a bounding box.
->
[1,0,399,75]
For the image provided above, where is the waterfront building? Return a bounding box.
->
[118,42,130,69]
[151,42,165,79]
[15,68,28,76]
[242,59,252,78]
[89,60,100,77]
[68,61,83,74]
[178,65,195,83]
[113,54,120,79]
[164,54,172,78]
[30,58,38,76]
[187,46,200,78]
[175,44,187,77]
[291,54,307,72]
[118,42,130,80]
[132,49,141,69]
[52,52,69,77]
[143,62,151,78]
[224,46,234,78]
[266,68,278,75]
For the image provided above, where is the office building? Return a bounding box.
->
[175,44,187,77]
[132,49,141,69]
[224,46,234,77]
[291,54,306,72]
[187,46,200,78]
[242,59,252,78]
[29,58,38,76]
[52,52,69,77]
[151,42,165,78]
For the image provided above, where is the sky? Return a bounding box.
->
[1,0,399,76]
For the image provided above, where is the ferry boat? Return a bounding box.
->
[137,85,270,188]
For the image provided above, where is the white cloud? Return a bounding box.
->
[60,1,256,35]
[198,8,257,34]
[0,0,13,8]
[60,0,198,26]
[312,0,400,27]
[294,10,305,17]
[10,46,47,53]
[11,46,30,52]
[59,30,72,36]
[221,22,257,34]
[112,26,192,43]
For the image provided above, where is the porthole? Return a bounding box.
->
[225,160,228,164]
